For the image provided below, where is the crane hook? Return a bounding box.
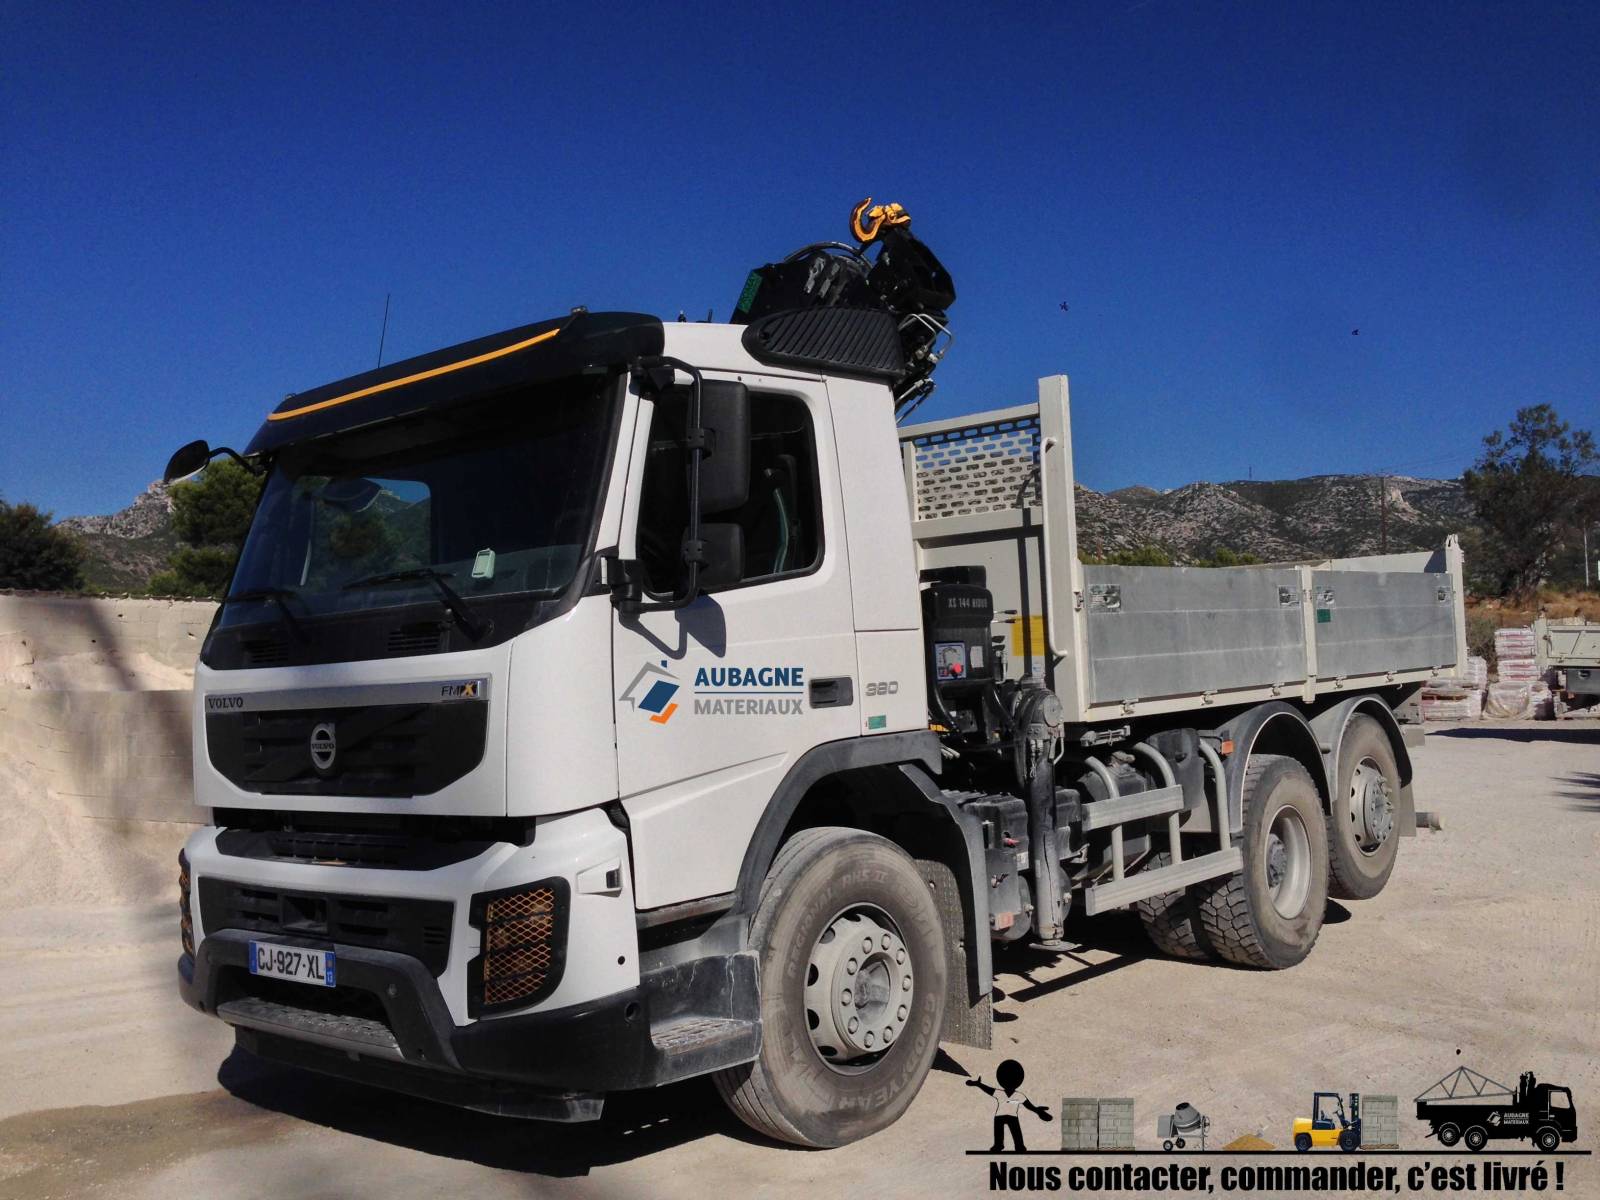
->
[850,196,912,245]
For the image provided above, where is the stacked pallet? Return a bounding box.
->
[1487,627,1546,718]
[1421,655,1488,721]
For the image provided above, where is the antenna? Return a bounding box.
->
[376,293,392,367]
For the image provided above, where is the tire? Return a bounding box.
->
[1136,852,1216,960]
[1464,1126,1488,1152]
[1195,755,1329,969]
[1437,1123,1461,1147]
[1535,1127,1561,1152]
[1328,715,1401,900]
[1163,1139,1174,1152]
[1295,1133,1312,1152]
[1175,1137,1186,1149]
[1339,1129,1360,1152]
[713,826,948,1147]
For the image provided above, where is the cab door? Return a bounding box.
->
[611,374,858,909]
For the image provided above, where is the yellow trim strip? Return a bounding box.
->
[267,326,563,422]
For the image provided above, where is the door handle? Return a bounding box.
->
[808,677,853,709]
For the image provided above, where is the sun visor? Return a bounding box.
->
[244,310,664,455]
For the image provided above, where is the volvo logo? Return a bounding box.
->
[309,722,337,772]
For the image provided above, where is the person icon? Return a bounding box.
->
[967,1059,1054,1151]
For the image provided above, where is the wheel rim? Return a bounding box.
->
[804,905,913,1074]
[1348,757,1394,855]
[1264,804,1313,918]
[1466,1128,1486,1149]
[1439,1124,1460,1145]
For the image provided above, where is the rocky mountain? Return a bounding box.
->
[59,472,1475,593]
[1077,474,1472,562]
[58,483,180,593]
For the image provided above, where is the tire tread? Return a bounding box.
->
[1196,754,1324,969]
[1135,852,1214,961]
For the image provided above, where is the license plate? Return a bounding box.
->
[248,940,336,988]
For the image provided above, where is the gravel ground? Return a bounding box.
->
[1,720,1595,1200]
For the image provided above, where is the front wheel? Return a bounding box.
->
[1339,1129,1360,1152]
[1196,755,1329,969]
[713,827,948,1147]
[1535,1127,1562,1152]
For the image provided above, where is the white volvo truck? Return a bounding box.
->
[173,210,1466,1147]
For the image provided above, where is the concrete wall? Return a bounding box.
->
[1364,1094,1400,1149]
[0,595,215,826]
[1060,1098,1135,1150]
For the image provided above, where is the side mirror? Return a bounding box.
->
[690,523,745,591]
[163,439,212,484]
[697,381,750,514]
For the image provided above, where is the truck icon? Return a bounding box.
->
[1416,1067,1577,1152]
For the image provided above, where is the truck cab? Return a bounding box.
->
[177,309,937,1133]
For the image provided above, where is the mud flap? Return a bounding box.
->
[917,856,991,1050]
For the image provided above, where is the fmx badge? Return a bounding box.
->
[439,680,481,700]
[620,661,680,725]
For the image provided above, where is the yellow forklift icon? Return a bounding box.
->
[1292,1092,1362,1151]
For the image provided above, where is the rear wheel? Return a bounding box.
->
[713,827,947,1147]
[1295,1133,1312,1152]
[1136,851,1216,960]
[1464,1126,1488,1151]
[1196,755,1328,969]
[1328,716,1401,899]
[1437,1122,1461,1147]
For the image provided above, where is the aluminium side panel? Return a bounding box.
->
[1082,564,1307,705]
[1311,569,1458,679]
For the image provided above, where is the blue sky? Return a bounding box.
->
[3,2,1596,519]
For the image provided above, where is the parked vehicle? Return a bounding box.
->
[172,203,1466,1147]
[1416,1068,1577,1152]
[1535,615,1600,712]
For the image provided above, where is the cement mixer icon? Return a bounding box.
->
[1157,1103,1210,1151]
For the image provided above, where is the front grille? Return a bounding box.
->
[198,877,454,976]
[241,637,290,667]
[212,809,533,871]
[386,623,447,657]
[206,699,488,798]
[469,880,567,1016]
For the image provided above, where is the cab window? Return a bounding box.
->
[636,390,821,593]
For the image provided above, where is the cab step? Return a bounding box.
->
[217,996,403,1060]
[1084,847,1243,915]
[651,1016,754,1056]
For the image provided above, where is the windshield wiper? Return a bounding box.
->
[341,568,488,640]
[225,586,306,641]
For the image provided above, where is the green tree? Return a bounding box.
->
[149,460,264,597]
[0,498,86,591]
[1462,405,1599,595]
[1083,544,1173,566]
[1196,547,1263,567]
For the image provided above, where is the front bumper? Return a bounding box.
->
[180,931,758,1120]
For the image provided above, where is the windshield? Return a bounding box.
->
[220,377,615,631]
